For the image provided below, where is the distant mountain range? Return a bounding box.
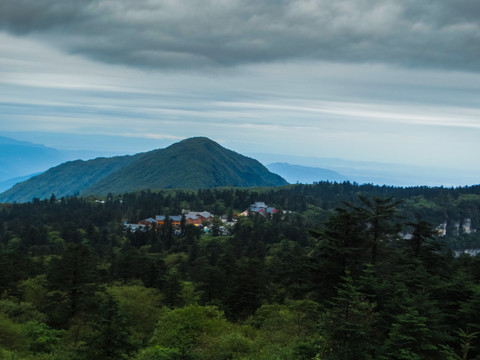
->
[0,136,69,182]
[266,162,347,184]
[0,136,108,192]
[0,137,287,203]
[252,152,480,187]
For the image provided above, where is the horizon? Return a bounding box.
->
[1,134,478,189]
[1,1,480,185]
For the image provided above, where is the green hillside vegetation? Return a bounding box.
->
[0,137,287,203]
[84,137,287,195]
[2,183,480,359]
[0,154,144,203]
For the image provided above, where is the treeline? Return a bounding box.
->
[124,182,480,229]
[1,183,480,359]
[3,181,480,229]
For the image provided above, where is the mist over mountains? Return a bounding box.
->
[0,136,107,192]
[0,136,65,181]
[266,163,347,184]
[253,153,478,187]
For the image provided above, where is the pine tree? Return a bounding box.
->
[379,306,438,360]
[322,270,377,360]
[46,243,99,324]
[358,196,402,264]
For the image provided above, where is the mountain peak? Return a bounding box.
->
[166,137,223,150]
[176,136,214,144]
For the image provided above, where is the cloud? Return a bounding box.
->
[1,0,479,71]
[215,100,480,130]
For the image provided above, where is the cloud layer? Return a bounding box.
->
[1,0,479,71]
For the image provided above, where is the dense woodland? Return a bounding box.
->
[2,182,480,359]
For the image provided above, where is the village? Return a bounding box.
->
[123,201,279,235]
[124,200,476,240]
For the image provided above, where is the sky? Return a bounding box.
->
[1,0,480,184]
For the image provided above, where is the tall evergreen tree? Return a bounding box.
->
[46,243,99,325]
[354,196,402,265]
[322,270,378,360]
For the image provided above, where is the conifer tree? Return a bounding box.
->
[322,270,377,360]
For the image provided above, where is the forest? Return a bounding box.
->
[1,181,480,359]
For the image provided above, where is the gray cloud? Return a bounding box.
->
[1,0,479,71]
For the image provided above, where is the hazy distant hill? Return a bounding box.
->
[267,162,348,184]
[0,173,42,193]
[253,152,479,187]
[0,136,69,181]
[0,137,287,203]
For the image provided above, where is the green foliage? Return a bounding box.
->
[144,304,255,360]
[106,284,163,345]
[85,137,287,195]
[355,195,402,264]
[322,270,378,360]
[21,321,65,354]
[440,328,480,360]
[0,298,47,323]
[458,284,480,333]
[1,186,480,359]
[406,216,438,259]
[46,243,99,325]
[379,307,438,359]
[135,346,183,360]
[19,275,48,311]
[248,300,321,360]
[149,305,227,357]
[0,154,143,203]
[0,312,27,351]
[82,293,136,360]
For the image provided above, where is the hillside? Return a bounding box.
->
[84,137,287,195]
[266,162,348,184]
[0,155,144,203]
[0,137,287,203]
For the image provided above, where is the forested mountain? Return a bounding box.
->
[0,137,287,203]
[1,183,480,359]
[85,137,287,195]
[0,154,144,203]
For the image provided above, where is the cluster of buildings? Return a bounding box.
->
[141,211,214,227]
[238,201,278,217]
[124,201,280,233]
[124,210,214,231]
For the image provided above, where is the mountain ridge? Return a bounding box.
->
[0,137,287,203]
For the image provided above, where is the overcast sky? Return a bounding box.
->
[1,0,480,182]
